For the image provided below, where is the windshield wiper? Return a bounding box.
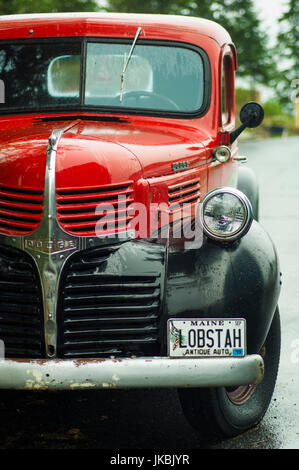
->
[120,27,142,102]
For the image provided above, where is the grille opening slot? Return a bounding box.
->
[0,185,43,196]
[57,184,131,196]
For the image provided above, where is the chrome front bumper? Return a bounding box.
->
[0,355,264,390]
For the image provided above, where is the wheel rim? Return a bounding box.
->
[226,345,266,406]
[226,383,257,405]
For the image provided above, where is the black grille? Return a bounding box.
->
[57,245,162,358]
[0,244,44,358]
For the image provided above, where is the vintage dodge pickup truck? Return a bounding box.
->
[0,13,281,441]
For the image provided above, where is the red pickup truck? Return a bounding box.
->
[0,13,280,441]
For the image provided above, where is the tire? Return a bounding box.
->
[178,307,281,442]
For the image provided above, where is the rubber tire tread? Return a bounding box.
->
[178,307,281,442]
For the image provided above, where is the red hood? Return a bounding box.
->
[64,118,207,179]
[0,115,208,236]
[0,118,51,191]
[0,115,208,191]
[0,116,143,192]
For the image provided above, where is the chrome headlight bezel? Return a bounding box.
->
[200,187,253,242]
[213,145,231,163]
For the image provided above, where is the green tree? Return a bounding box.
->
[104,0,212,15]
[106,0,276,88]
[276,0,299,110]
[0,0,100,14]
[215,0,276,86]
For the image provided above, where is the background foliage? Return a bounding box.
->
[0,0,298,133]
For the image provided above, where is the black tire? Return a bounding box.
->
[178,307,281,442]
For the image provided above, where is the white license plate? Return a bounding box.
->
[168,318,246,358]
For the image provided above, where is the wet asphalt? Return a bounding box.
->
[0,136,298,451]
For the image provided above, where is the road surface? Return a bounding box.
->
[213,135,299,449]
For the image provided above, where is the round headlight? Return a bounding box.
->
[200,187,253,242]
[213,146,231,163]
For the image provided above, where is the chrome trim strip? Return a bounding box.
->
[23,129,77,358]
[233,155,248,163]
[0,354,264,390]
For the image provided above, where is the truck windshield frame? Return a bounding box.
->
[0,37,211,119]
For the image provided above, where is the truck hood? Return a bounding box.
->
[67,118,207,179]
[0,117,144,193]
[0,116,208,192]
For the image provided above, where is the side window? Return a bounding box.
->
[221,53,234,127]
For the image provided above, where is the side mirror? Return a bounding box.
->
[230,102,264,144]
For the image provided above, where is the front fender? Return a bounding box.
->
[237,164,259,220]
[165,220,281,354]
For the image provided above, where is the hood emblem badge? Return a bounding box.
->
[172,161,189,172]
[24,238,78,254]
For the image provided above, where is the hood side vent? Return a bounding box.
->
[168,176,200,213]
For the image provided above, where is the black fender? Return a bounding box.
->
[65,227,280,358]
[237,164,259,220]
[164,221,281,355]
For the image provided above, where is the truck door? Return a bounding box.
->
[208,45,238,190]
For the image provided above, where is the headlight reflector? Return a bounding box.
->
[200,187,253,242]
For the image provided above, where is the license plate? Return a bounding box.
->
[168,318,246,358]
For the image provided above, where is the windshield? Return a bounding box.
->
[0,42,82,109]
[0,39,206,115]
